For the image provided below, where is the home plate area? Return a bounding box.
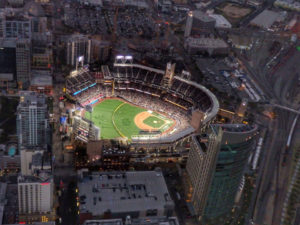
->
[134,112,166,131]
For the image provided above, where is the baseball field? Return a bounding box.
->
[84,98,174,140]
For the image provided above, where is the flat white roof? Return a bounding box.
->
[185,37,228,49]
[31,75,52,86]
[209,14,232,28]
[78,171,174,216]
[250,10,281,29]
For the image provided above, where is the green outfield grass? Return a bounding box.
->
[143,116,165,128]
[85,98,174,140]
[85,99,123,139]
[113,102,145,138]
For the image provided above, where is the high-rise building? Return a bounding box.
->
[4,16,31,39]
[184,10,216,38]
[0,39,31,89]
[184,124,258,223]
[91,38,110,63]
[0,40,17,89]
[32,40,52,71]
[17,91,48,148]
[184,126,222,220]
[203,124,258,222]
[0,13,32,89]
[66,34,91,67]
[18,174,53,217]
[16,39,31,88]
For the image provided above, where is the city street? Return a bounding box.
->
[54,168,78,225]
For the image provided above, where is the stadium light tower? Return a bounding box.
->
[76,56,84,71]
[115,55,133,65]
[125,55,133,64]
[181,70,191,80]
[115,55,124,64]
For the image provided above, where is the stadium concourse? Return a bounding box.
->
[66,58,219,145]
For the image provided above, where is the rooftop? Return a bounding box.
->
[18,173,52,184]
[209,14,232,29]
[31,74,53,86]
[250,10,282,29]
[83,219,123,225]
[83,217,179,225]
[185,37,228,49]
[78,170,174,216]
[130,217,179,225]
[18,91,46,108]
[218,124,257,133]
[190,10,215,23]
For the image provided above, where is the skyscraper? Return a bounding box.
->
[184,124,258,223]
[4,16,31,39]
[91,38,110,63]
[66,34,91,67]
[17,91,48,148]
[16,39,31,88]
[0,39,31,89]
[184,10,216,38]
[0,40,17,89]
[184,126,222,220]
[203,124,258,222]
[18,174,54,223]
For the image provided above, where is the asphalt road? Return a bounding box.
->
[54,169,78,225]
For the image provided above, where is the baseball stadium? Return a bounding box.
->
[66,56,219,145]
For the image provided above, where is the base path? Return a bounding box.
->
[134,111,158,131]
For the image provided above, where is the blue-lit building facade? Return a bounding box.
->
[203,124,258,222]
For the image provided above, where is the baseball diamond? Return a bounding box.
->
[143,116,165,129]
[84,98,175,140]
